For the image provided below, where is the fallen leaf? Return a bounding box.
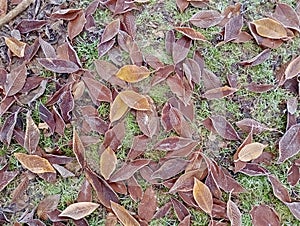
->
[5,37,26,57]
[285,56,300,79]
[136,104,159,138]
[272,3,300,32]
[238,49,271,66]
[110,94,129,123]
[268,174,291,203]
[176,0,189,13]
[0,110,19,146]
[59,202,99,220]
[15,19,48,33]
[284,201,300,221]
[287,163,300,186]
[68,11,86,40]
[252,18,287,39]
[14,153,56,174]
[77,179,92,202]
[227,195,242,226]
[171,198,190,222]
[0,0,7,17]
[237,142,267,162]
[172,36,192,64]
[110,201,140,226]
[37,58,79,73]
[193,178,213,216]
[98,39,115,57]
[202,69,222,91]
[155,136,195,151]
[174,27,206,41]
[245,82,274,93]
[278,124,300,163]
[127,176,143,201]
[37,195,60,220]
[24,111,40,153]
[51,8,82,20]
[138,187,157,222]
[73,128,85,168]
[234,130,253,173]
[5,62,27,97]
[250,204,280,226]
[116,65,150,83]
[0,165,18,192]
[119,90,151,110]
[189,10,223,28]
[223,15,243,43]
[100,147,117,180]
[202,86,238,100]
[236,118,273,134]
[151,158,188,180]
[101,19,120,43]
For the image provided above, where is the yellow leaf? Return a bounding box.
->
[110,201,140,226]
[116,65,150,83]
[100,147,117,180]
[5,37,27,57]
[110,94,129,122]
[238,142,267,162]
[59,202,100,220]
[119,90,151,111]
[193,178,213,216]
[252,18,287,39]
[14,153,56,174]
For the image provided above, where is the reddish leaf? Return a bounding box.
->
[58,88,74,122]
[219,3,241,27]
[285,56,300,79]
[272,3,300,32]
[155,136,195,151]
[68,11,86,40]
[5,62,27,96]
[0,165,18,192]
[0,0,7,17]
[239,49,271,67]
[109,159,150,182]
[81,76,113,104]
[183,58,201,85]
[176,0,189,13]
[174,27,206,41]
[245,82,274,93]
[116,65,150,83]
[37,58,79,73]
[138,187,157,222]
[268,174,291,203]
[14,153,56,174]
[278,124,300,163]
[202,69,222,91]
[100,121,125,152]
[77,179,92,202]
[236,118,273,134]
[172,36,192,64]
[0,110,19,145]
[73,128,85,168]
[202,86,238,100]
[189,10,223,28]
[250,204,280,226]
[153,202,172,219]
[287,163,300,186]
[119,90,151,110]
[151,158,188,180]
[285,202,300,221]
[24,111,40,153]
[101,19,120,43]
[252,18,287,39]
[127,135,150,160]
[5,37,26,57]
[52,106,65,135]
[193,178,213,216]
[136,104,159,138]
[239,163,268,177]
[165,30,175,56]
[127,176,143,201]
[167,73,192,105]
[98,39,115,57]
[110,201,140,226]
[59,202,99,220]
[227,195,242,226]
[171,198,190,222]
[223,15,243,43]
[15,19,47,33]
[37,195,60,221]
[100,147,117,180]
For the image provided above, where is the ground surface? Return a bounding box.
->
[0,0,300,225]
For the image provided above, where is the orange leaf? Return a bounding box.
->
[59,202,99,220]
[252,18,287,39]
[100,146,117,180]
[119,90,151,111]
[110,201,140,226]
[4,37,27,57]
[193,178,213,216]
[237,142,267,162]
[110,94,129,123]
[14,153,56,174]
[174,27,207,41]
[285,56,300,79]
[116,65,150,83]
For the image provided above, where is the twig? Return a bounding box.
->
[0,0,35,28]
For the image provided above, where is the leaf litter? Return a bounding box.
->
[0,0,299,225]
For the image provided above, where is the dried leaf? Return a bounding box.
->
[110,94,129,123]
[16,20,48,33]
[227,195,242,226]
[51,8,82,20]
[116,65,150,83]
[5,37,26,57]
[0,110,19,145]
[252,18,287,39]
[77,179,92,202]
[167,73,192,105]
[37,195,60,220]
[278,124,300,163]
[73,128,85,168]
[101,19,120,43]
[127,176,143,201]
[24,111,40,153]
[14,153,56,174]
[100,147,117,180]
[245,82,274,93]
[171,198,190,222]
[0,165,18,192]
[0,0,7,17]
[174,27,207,41]
[172,36,192,64]
[5,62,27,96]
[202,69,222,91]
[193,178,213,216]
[68,11,86,40]
[268,174,291,203]
[98,39,115,57]
[136,105,159,138]
[110,201,140,226]
[37,58,79,73]
[236,118,273,134]
[176,0,189,13]
[119,90,151,110]
[151,158,188,180]
[272,3,300,32]
[285,201,300,221]
[202,86,238,100]
[285,56,300,79]
[287,163,300,186]
[239,49,271,67]
[59,202,99,220]
[223,15,243,43]
[250,204,280,226]
[189,10,223,28]
[155,136,195,151]
[237,142,267,162]
[138,187,157,222]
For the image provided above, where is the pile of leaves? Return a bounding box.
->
[0,0,299,225]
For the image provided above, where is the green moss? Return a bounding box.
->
[190,208,210,226]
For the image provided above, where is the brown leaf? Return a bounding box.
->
[237,142,267,162]
[151,158,188,180]
[5,62,27,96]
[24,111,40,153]
[284,202,300,221]
[202,69,222,91]
[77,179,92,202]
[110,94,129,123]
[245,82,274,93]
[167,73,192,105]
[116,65,150,83]
[110,201,140,226]
[14,153,56,174]
[101,19,120,43]
[0,165,18,192]
[223,15,243,43]
[285,56,300,79]
[250,204,280,226]
[287,163,300,186]
[239,49,271,67]
[172,36,192,64]
[174,27,207,41]
[68,11,86,40]
[37,58,79,73]
[155,136,195,151]
[5,37,27,57]
[15,20,48,33]
[171,198,190,222]
[189,10,223,28]
[202,86,238,100]
[58,87,74,122]
[127,135,150,160]
[165,29,175,55]
[236,118,273,134]
[193,178,213,216]
[138,187,157,222]
[136,104,159,138]
[227,195,242,226]
[127,176,143,201]
[98,39,115,57]
[252,18,287,39]
[109,159,150,182]
[234,131,253,173]
[100,147,117,180]
[37,195,60,221]
[278,124,300,163]
[73,128,85,168]
[51,8,82,20]
[53,164,75,178]
[100,121,125,152]
[268,174,291,203]
[183,58,201,84]
[0,110,19,145]
[0,0,7,17]
[239,163,268,177]
[59,202,99,220]
[272,3,300,32]
[119,90,151,110]
[176,0,189,13]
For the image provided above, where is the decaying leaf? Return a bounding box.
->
[193,178,213,216]
[285,56,300,79]
[59,202,99,220]
[111,201,140,226]
[0,165,18,192]
[110,94,129,123]
[174,27,207,41]
[73,128,85,168]
[37,58,80,73]
[14,153,56,174]
[116,65,150,83]
[5,62,27,97]
[5,37,27,57]
[151,158,188,180]
[272,3,300,32]
[202,86,238,100]
[37,195,60,220]
[100,147,117,180]
[251,18,287,39]
[237,142,267,162]
[189,10,223,28]
[172,36,192,64]
[238,49,271,67]
[236,118,273,134]
[250,204,280,226]
[68,11,86,40]
[227,197,242,226]
[24,111,40,153]
[119,90,151,111]
[138,187,157,222]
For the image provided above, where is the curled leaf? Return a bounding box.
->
[251,18,287,39]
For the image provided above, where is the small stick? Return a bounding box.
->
[0,0,35,28]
